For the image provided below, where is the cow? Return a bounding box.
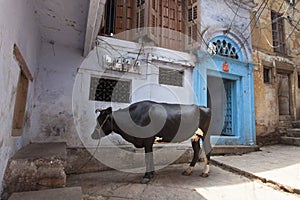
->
[91,100,212,183]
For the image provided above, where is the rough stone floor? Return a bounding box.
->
[67,160,300,200]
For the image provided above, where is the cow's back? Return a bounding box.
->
[125,101,201,142]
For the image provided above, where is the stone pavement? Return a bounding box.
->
[67,146,300,200]
[9,187,82,200]
[212,145,300,195]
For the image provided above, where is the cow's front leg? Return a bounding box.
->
[142,144,155,184]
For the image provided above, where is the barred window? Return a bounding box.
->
[89,77,131,103]
[212,39,239,59]
[159,68,183,87]
[271,10,286,54]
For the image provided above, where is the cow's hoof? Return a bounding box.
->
[141,178,150,184]
[200,172,210,178]
[182,170,192,176]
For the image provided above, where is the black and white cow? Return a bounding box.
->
[92,100,212,183]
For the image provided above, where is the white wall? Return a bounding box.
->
[30,42,85,146]
[72,37,196,147]
[0,0,41,193]
[200,0,254,63]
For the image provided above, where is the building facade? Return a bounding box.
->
[91,0,256,145]
[0,0,262,194]
[250,0,300,144]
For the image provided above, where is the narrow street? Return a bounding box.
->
[66,145,300,200]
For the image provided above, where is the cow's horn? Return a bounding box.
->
[95,109,102,113]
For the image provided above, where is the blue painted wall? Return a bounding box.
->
[194,36,256,146]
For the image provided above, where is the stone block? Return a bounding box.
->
[2,143,67,199]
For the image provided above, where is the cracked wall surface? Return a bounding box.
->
[251,0,300,144]
[0,0,41,194]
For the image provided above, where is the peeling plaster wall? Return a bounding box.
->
[251,0,300,143]
[30,42,84,146]
[0,0,41,193]
[30,37,195,148]
[200,0,254,62]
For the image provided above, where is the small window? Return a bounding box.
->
[159,68,183,87]
[263,67,271,84]
[89,77,131,103]
[298,74,300,88]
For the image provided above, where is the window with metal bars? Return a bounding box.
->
[159,68,184,87]
[89,77,131,103]
[212,39,239,59]
[137,0,145,7]
[271,10,286,54]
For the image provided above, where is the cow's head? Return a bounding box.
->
[91,107,113,140]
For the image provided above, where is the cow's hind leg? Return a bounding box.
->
[182,135,200,176]
[200,136,212,177]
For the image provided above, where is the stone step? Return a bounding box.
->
[9,187,82,200]
[292,121,300,128]
[286,129,300,137]
[2,142,67,198]
[278,120,293,128]
[280,136,300,146]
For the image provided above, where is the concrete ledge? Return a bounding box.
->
[9,187,82,200]
[281,137,300,146]
[286,129,300,137]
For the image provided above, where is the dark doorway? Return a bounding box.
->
[207,76,236,136]
[277,73,291,115]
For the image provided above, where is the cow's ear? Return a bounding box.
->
[106,107,112,114]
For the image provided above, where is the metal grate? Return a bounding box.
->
[89,77,131,103]
[159,68,183,87]
[213,39,239,59]
[222,80,233,136]
[271,10,286,54]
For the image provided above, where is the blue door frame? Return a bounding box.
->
[194,51,256,146]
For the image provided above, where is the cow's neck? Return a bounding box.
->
[110,113,136,142]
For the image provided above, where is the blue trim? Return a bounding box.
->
[194,49,256,145]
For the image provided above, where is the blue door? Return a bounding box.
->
[193,36,256,146]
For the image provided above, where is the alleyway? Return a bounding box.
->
[65,145,300,200]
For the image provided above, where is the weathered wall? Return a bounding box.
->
[29,37,195,148]
[73,37,195,147]
[200,0,255,62]
[0,0,41,193]
[30,42,84,146]
[251,0,300,144]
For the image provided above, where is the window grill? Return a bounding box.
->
[222,80,233,136]
[159,68,183,87]
[89,77,131,103]
[212,39,239,59]
[271,10,286,54]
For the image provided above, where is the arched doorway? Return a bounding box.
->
[194,35,255,145]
